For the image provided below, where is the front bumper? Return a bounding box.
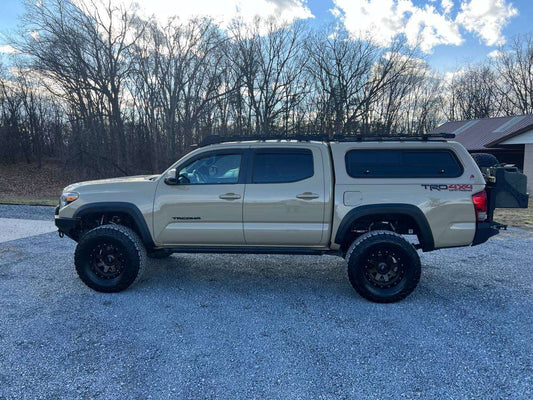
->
[55,215,79,240]
[472,221,506,246]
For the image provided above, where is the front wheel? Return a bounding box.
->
[74,224,147,293]
[346,231,421,303]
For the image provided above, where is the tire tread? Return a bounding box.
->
[74,224,146,292]
[345,230,421,303]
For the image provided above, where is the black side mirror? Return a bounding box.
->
[164,168,179,185]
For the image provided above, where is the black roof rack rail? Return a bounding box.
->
[197,133,455,147]
[198,134,329,147]
[332,132,456,142]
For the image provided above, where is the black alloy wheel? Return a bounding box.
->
[89,241,126,279]
[75,225,146,293]
[346,230,421,303]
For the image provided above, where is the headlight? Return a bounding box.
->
[60,192,79,207]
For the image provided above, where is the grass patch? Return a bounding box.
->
[494,198,533,230]
[0,159,105,208]
[0,198,57,206]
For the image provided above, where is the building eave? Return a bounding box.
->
[485,123,533,148]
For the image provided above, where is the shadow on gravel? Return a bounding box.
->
[141,253,357,300]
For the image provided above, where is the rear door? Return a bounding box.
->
[243,147,326,246]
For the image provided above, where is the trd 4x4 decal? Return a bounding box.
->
[421,184,473,192]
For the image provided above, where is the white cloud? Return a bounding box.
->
[404,3,463,52]
[331,0,518,53]
[112,0,313,27]
[456,0,518,46]
[0,45,20,54]
[331,0,462,53]
[443,68,465,83]
[441,0,453,14]
[487,49,504,58]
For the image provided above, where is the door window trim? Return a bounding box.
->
[175,149,246,185]
[250,148,315,184]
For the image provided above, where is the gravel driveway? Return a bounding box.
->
[0,205,532,399]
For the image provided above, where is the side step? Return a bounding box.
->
[164,247,342,256]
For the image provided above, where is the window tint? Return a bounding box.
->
[252,151,314,183]
[178,153,241,184]
[345,149,463,178]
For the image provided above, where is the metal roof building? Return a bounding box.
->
[431,115,533,191]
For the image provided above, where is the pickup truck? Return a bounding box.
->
[55,134,528,302]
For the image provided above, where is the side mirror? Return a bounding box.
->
[164,168,179,185]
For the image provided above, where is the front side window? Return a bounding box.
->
[252,150,314,183]
[345,149,463,178]
[178,153,241,184]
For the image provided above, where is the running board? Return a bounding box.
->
[164,247,342,256]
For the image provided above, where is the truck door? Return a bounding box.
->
[243,147,326,246]
[153,149,246,246]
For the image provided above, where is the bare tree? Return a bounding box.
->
[447,65,497,120]
[493,34,533,115]
[229,19,308,135]
[15,0,145,173]
[4,0,528,177]
[305,28,420,136]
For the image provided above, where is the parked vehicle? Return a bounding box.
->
[55,133,528,302]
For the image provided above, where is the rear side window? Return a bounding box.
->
[252,149,314,183]
[345,149,463,178]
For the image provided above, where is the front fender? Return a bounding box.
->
[72,202,155,249]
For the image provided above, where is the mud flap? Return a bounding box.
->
[472,221,506,246]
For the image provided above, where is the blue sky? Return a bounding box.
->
[1,0,531,73]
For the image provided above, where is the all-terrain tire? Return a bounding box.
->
[471,153,499,169]
[346,230,421,303]
[74,224,147,293]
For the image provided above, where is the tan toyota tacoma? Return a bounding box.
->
[55,134,529,302]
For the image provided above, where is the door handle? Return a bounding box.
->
[296,192,319,200]
[219,193,241,200]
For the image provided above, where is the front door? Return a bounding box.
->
[153,150,245,246]
[243,147,326,246]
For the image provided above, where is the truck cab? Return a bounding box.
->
[153,141,332,248]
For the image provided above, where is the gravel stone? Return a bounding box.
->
[0,205,531,399]
[0,204,55,221]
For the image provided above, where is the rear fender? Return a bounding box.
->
[334,204,435,252]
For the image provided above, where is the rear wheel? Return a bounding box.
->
[346,231,421,303]
[74,225,146,292]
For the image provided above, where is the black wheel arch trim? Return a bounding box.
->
[335,204,435,252]
[73,202,155,249]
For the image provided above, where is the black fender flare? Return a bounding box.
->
[73,202,155,249]
[335,204,435,252]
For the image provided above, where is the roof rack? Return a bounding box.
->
[198,132,455,147]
